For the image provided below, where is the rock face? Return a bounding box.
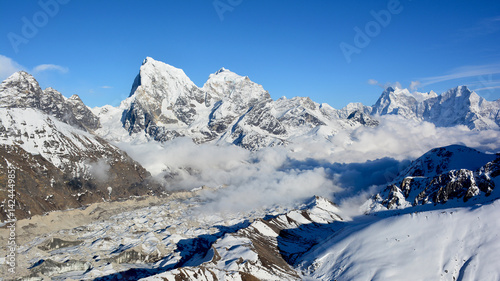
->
[112,57,377,150]
[120,196,343,281]
[0,71,100,132]
[372,86,500,130]
[370,145,499,209]
[0,74,161,220]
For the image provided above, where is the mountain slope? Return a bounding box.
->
[368,145,499,210]
[94,57,500,152]
[298,199,500,281]
[99,57,378,150]
[0,73,161,220]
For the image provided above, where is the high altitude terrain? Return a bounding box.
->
[1,57,499,280]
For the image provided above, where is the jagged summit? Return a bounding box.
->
[136,57,195,91]
[1,71,42,98]
[98,57,500,148]
[372,84,500,130]
[214,67,228,75]
[0,72,100,131]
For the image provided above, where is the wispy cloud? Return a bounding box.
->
[367,79,402,90]
[33,64,69,74]
[458,16,500,39]
[0,55,24,81]
[409,81,421,91]
[0,55,69,82]
[415,64,500,88]
[101,85,112,89]
[473,85,500,92]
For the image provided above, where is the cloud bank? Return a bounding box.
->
[116,116,500,215]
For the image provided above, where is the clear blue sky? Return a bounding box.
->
[1,0,500,108]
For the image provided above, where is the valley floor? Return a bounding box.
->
[1,188,499,281]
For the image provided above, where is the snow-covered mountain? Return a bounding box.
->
[92,57,500,151]
[372,86,500,130]
[0,72,161,220]
[2,58,500,280]
[369,145,499,210]
[97,57,377,150]
[0,71,100,132]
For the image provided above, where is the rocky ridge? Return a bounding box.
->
[0,73,161,220]
[100,57,378,150]
[94,58,500,151]
[369,145,500,210]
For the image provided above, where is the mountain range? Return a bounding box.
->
[94,57,500,150]
[1,57,500,280]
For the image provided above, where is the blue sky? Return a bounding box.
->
[1,0,500,108]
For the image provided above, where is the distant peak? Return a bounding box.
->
[142,56,155,65]
[384,86,395,93]
[215,67,229,75]
[69,94,82,101]
[2,71,39,88]
[8,71,34,80]
[443,85,474,98]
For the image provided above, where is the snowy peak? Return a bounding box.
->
[442,85,472,99]
[121,57,210,139]
[401,144,497,178]
[372,85,500,130]
[2,70,40,89]
[372,86,418,118]
[0,72,100,131]
[437,86,478,105]
[133,56,197,98]
[0,71,44,107]
[214,67,228,75]
[203,66,270,103]
[412,90,438,103]
[370,145,499,210]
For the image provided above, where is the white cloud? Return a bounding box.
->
[473,85,500,92]
[367,79,404,90]
[0,54,25,81]
[384,81,402,89]
[101,86,112,89]
[88,158,111,182]
[409,80,421,91]
[33,64,69,74]
[114,117,500,215]
[0,54,69,81]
